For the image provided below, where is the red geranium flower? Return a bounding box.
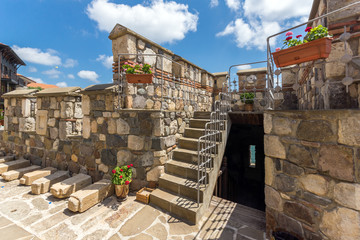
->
[286,36,292,41]
[120,169,123,172]
[285,31,293,36]
[296,34,302,38]
[275,47,281,52]
[305,27,312,32]
[127,165,131,168]
[112,169,116,174]
[119,175,123,179]
[125,180,130,185]
[130,164,133,167]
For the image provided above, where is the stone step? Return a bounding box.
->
[184,128,205,139]
[0,159,31,174]
[68,179,114,213]
[179,137,219,152]
[193,111,211,119]
[166,159,211,183]
[19,167,57,185]
[172,148,198,164]
[0,155,16,163]
[150,188,203,224]
[158,173,205,202]
[50,173,92,198]
[189,119,209,129]
[2,165,41,181]
[31,171,70,195]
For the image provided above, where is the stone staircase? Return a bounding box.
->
[150,111,228,224]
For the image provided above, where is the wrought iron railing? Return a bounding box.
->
[197,91,231,206]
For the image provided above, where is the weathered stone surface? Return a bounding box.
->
[2,165,41,181]
[146,166,164,181]
[145,99,154,109]
[338,116,360,147]
[283,201,319,225]
[146,223,168,240]
[36,110,48,136]
[107,118,116,134]
[74,102,83,118]
[319,144,354,181]
[51,173,92,198]
[117,150,132,165]
[326,41,353,78]
[19,117,36,132]
[31,171,69,194]
[283,161,304,176]
[300,174,328,196]
[288,144,315,168]
[99,163,109,173]
[164,135,176,147]
[264,135,286,159]
[133,96,146,109]
[265,186,283,211]
[83,117,91,139]
[296,120,334,142]
[60,101,74,118]
[320,207,360,240]
[334,182,360,210]
[303,191,332,206]
[117,118,130,135]
[265,157,275,186]
[49,127,58,140]
[274,173,296,192]
[0,159,30,174]
[0,155,15,163]
[276,213,304,238]
[19,167,57,185]
[128,135,145,150]
[68,179,114,212]
[106,135,126,148]
[138,152,154,167]
[273,117,293,135]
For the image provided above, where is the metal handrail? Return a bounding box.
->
[196,91,231,206]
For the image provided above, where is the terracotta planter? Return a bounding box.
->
[244,103,254,112]
[272,37,332,68]
[0,120,4,126]
[115,184,129,200]
[126,74,153,84]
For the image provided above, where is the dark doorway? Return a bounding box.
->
[216,113,265,211]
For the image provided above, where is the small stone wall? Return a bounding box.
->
[264,110,360,240]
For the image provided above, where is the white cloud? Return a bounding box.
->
[217,0,313,50]
[67,74,75,79]
[28,77,44,83]
[12,46,61,66]
[56,82,68,88]
[237,64,251,70]
[77,70,100,83]
[42,69,61,79]
[225,0,240,11]
[63,58,78,68]
[210,0,219,8]
[28,66,37,73]
[86,0,198,44]
[96,55,113,69]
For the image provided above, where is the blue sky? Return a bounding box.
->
[1,0,313,88]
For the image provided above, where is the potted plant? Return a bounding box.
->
[122,62,153,83]
[0,110,4,126]
[240,92,255,112]
[111,164,133,201]
[272,25,333,68]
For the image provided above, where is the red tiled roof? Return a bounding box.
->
[27,82,59,89]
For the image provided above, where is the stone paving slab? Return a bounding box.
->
[50,173,92,199]
[31,171,69,194]
[0,155,15,163]
[20,167,57,185]
[2,165,41,181]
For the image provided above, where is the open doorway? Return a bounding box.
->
[215,114,265,211]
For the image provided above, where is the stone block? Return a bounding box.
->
[83,117,91,139]
[283,201,319,226]
[320,207,360,240]
[334,182,360,210]
[274,173,296,192]
[264,135,286,159]
[265,157,275,186]
[21,99,31,117]
[117,118,130,134]
[325,42,352,78]
[19,167,57,185]
[31,171,69,194]
[319,144,354,182]
[74,102,83,118]
[36,110,48,136]
[283,161,304,176]
[107,118,116,134]
[82,95,90,115]
[265,186,283,211]
[0,159,30,174]
[288,144,315,168]
[68,179,114,212]
[300,174,328,196]
[128,135,145,150]
[2,165,41,181]
[0,155,15,163]
[50,173,92,198]
[146,166,164,181]
[338,116,360,147]
[263,113,272,134]
[133,96,146,109]
[112,34,137,60]
[296,120,334,142]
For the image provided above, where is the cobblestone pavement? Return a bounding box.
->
[0,177,266,240]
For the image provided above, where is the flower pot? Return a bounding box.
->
[126,74,153,84]
[244,103,254,112]
[0,120,4,126]
[115,184,129,200]
[272,37,332,68]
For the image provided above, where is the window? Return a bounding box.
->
[249,145,256,168]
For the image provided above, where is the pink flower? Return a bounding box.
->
[296,34,302,38]
[286,36,292,41]
[275,47,281,52]
[305,27,312,32]
[112,169,116,174]
[124,62,128,65]
[285,31,293,36]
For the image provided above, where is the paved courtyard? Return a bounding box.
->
[0,176,265,240]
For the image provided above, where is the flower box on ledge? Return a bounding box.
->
[126,74,153,84]
[136,187,154,204]
[272,37,333,68]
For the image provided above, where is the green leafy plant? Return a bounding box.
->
[278,25,332,50]
[111,164,133,185]
[240,92,255,104]
[122,62,152,74]
[28,86,43,91]
[0,110,4,121]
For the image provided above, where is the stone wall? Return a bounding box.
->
[109,24,213,112]
[264,110,360,240]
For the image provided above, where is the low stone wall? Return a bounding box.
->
[264,110,360,240]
